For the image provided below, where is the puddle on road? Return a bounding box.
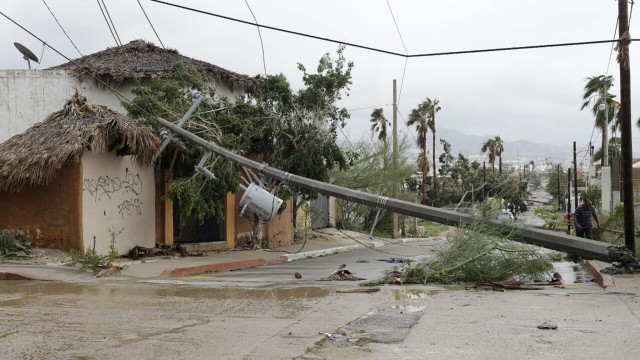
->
[552,261,593,284]
[0,282,333,301]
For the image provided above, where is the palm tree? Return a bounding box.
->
[581,75,616,166]
[481,138,497,172]
[494,136,504,174]
[369,108,389,145]
[425,98,441,191]
[408,102,430,204]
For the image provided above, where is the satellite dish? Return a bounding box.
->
[14,42,39,69]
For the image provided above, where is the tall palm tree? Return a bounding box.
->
[369,108,389,145]
[425,98,441,191]
[494,136,504,174]
[408,102,430,204]
[370,107,390,173]
[581,75,616,166]
[481,138,497,172]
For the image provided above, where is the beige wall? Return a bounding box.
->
[0,69,239,143]
[81,151,156,255]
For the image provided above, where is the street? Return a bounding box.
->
[1,240,640,359]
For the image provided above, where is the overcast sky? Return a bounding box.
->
[2,0,640,159]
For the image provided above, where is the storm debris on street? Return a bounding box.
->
[320,264,364,281]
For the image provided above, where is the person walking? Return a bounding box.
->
[573,198,600,239]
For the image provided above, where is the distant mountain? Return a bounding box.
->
[421,127,572,163]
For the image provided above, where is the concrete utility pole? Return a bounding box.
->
[482,161,486,200]
[392,79,398,239]
[557,164,561,211]
[573,141,578,207]
[618,0,635,254]
[568,168,572,234]
[155,115,620,261]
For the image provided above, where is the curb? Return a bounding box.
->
[160,258,271,278]
[583,260,614,288]
[158,237,431,278]
[0,272,52,281]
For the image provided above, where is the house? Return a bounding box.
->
[0,92,181,255]
[0,40,293,252]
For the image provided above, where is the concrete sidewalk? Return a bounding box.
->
[0,228,430,281]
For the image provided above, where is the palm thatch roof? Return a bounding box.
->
[0,91,173,193]
[50,40,260,94]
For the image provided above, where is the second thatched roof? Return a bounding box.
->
[50,40,261,94]
[0,91,171,193]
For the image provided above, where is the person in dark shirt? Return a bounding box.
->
[573,198,600,239]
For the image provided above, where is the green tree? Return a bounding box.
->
[124,47,354,227]
[481,138,497,172]
[581,75,618,166]
[408,101,430,204]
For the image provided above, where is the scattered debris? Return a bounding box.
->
[602,245,640,274]
[295,272,302,279]
[126,245,204,260]
[475,278,543,290]
[386,258,408,263]
[320,264,364,281]
[318,332,346,342]
[537,322,558,330]
[336,288,380,294]
[95,266,123,278]
[0,330,17,339]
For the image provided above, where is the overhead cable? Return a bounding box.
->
[149,0,635,59]
[96,0,120,46]
[137,0,165,48]
[41,0,83,56]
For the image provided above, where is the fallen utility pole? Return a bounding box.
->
[155,116,615,262]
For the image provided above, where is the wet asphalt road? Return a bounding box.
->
[145,238,445,288]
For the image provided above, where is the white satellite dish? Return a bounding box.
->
[14,42,39,69]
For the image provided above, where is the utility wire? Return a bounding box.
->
[149,0,634,59]
[101,0,122,46]
[96,0,120,46]
[41,0,83,56]
[0,11,151,119]
[244,0,267,77]
[137,0,165,48]
[385,0,408,55]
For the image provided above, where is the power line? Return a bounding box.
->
[96,0,119,46]
[41,0,83,56]
[101,0,122,46]
[137,0,165,48]
[149,0,634,59]
[243,0,267,77]
[385,0,408,55]
[0,11,149,117]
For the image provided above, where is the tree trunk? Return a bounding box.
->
[499,155,502,174]
[422,146,427,204]
[432,122,437,192]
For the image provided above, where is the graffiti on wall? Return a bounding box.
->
[83,168,144,217]
[117,198,143,217]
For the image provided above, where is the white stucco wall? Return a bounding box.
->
[0,69,239,143]
[81,151,156,255]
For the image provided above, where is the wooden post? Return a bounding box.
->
[618,0,635,254]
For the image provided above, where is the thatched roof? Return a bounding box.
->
[50,40,260,94]
[0,91,171,193]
